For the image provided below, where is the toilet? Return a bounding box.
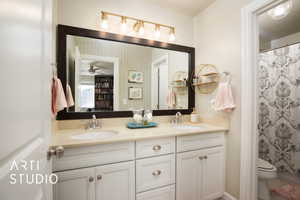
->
[258,158,277,200]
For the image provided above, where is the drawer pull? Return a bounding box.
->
[97,175,102,180]
[152,145,162,151]
[152,170,162,176]
[89,177,94,182]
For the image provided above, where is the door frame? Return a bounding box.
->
[240,0,289,199]
[151,55,169,110]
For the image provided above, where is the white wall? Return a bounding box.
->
[56,0,194,46]
[193,0,253,198]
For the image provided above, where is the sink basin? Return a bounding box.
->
[173,125,206,131]
[71,130,118,140]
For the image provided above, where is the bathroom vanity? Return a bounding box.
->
[51,124,226,200]
[52,25,226,200]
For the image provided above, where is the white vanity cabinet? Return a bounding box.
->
[53,132,225,200]
[54,168,95,200]
[54,161,135,200]
[95,161,135,200]
[176,133,225,200]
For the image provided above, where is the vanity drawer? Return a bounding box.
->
[136,137,175,159]
[136,155,175,193]
[177,132,225,153]
[53,142,134,171]
[136,185,175,200]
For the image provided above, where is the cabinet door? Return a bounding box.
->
[95,161,135,200]
[201,147,225,200]
[176,150,203,200]
[54,168,95,200]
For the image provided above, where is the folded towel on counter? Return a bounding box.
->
[166,89,176,108]
[51,77,67,116]
[211,81,236,112]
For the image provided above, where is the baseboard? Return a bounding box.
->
[223,192,238,200]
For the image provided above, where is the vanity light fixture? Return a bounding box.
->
[267,0,293,20]
[101,12,108,29]
[100,11,175,41]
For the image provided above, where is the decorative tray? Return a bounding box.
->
[127,122,158,129]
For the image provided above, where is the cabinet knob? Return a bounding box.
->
[204,156,208,160]
[56,146,64,158]
[199,156,203,160]
[89,177,94,182]
[152,145,162,151]
[97,175,102,180]
[152,170,162,176]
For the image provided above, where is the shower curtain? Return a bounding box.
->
[258,43,300,175]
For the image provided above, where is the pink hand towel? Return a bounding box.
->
[51,77,67,116]
[211,81,236,112]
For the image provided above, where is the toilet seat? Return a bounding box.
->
[258,158,277,179]
[258,158,276,172]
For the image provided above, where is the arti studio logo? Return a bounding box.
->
[9,160,58,185]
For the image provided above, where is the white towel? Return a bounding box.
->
[66,84,75,107]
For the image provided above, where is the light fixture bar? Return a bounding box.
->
[101,11,175,30]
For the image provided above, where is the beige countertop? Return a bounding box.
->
[51,122,228,148]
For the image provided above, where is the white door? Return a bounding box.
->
[95,161,135,200]
[0,0,53,200]
[201,147,225,200]
[54,168,95,200]
[176,150,203,200]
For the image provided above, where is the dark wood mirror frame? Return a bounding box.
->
[56,24,195,120]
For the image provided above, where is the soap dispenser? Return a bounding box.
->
[190,108,198,123]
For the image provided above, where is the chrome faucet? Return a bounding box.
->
[86,115,101,129]
[171,112,183,125]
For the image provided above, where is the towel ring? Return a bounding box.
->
[222,72,231,83]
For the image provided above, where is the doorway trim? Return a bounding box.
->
[240,0,289,199]
[151,55,169,110]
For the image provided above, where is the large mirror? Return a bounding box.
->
[57,25,195,119]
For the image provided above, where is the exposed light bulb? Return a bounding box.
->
[267,0,293,20]
[121,17,127,33]
[169,28,175,42]
[139,21,145,36]
[101,12,108,29]
[154,25,160,38]
[101,20,108,29]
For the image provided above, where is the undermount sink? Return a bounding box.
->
[71,130,118,140]
[173,125,206,131]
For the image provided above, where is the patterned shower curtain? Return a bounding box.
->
[258,43,300,175]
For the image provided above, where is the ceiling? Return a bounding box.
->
[146,0,216,16]
[259,1,300,43]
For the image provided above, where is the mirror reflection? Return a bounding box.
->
[66,35,189,112]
